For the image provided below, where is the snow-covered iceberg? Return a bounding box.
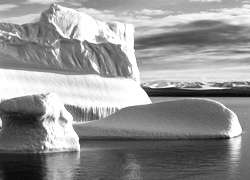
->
[74,98,242,139]
[0,4,151,122]
[0,93,80,153]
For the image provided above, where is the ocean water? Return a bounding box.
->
[0,97,249,180]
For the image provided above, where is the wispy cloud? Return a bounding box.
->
[135,20,250,49]
[124,9,171,17]
[242,0,250,4]
[189,0,222,2]
[23,0,89,6]
[137,42,250,82]
[0,13,40,24]
[77,7,116,22]
[0,4,18,11]
[23,0,63,5]
[131,4,250,82]
[75,4,250,39]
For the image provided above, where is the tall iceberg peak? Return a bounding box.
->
[0,3,139,81]
[0,4,151,122]
[41,4,134,46]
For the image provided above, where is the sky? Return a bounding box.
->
[0,0,250,82]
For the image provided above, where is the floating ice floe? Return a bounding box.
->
[74,98,242,139]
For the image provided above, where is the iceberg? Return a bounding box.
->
[74,98,242,139]
[0,93,80,153]
[0,4,151,123]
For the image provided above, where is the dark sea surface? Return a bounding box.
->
[0,97,249,180]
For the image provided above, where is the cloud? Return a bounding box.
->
[22,0,88,7]
[137,42,250,82]
[0,4,18,11]
[137,9,167,16]
[135,19,250,78]
[124,9,171,17]
[242,0,250,4]
[140,66,250,82]
[0,13,40,24]
[76,4,250,40]
[189,0,221,2]
[77,7,117,22]
[63,0,89,7]
[23,0,63,5]
[76,7,172,26]
[135,20,250,49]
[132,4,250,38]
[133,12,250,82]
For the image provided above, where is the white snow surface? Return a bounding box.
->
[0,4,139,81]
[0,93,80,153]
[74,98,242,139]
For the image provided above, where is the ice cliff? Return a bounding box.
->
[0,4,151,122]
[0,93,80,153]
[74,98,242,139]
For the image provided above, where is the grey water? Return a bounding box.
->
[0,97,249,180]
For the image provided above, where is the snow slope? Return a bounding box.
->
[74,98,242,139]
[0,4,151,122]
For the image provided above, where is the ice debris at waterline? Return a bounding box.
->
[0,93,80,153]
[74,98,242,139]
[0,4,151,122]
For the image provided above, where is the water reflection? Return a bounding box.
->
[79,138,242,180]
[0,152,80,180]
[228,136,242,179]
[122,153,142,180]
[0,138,242,180]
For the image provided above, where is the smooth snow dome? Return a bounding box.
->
[0,93,80,153]
[0,4,151,122]
[74,98,242,139]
